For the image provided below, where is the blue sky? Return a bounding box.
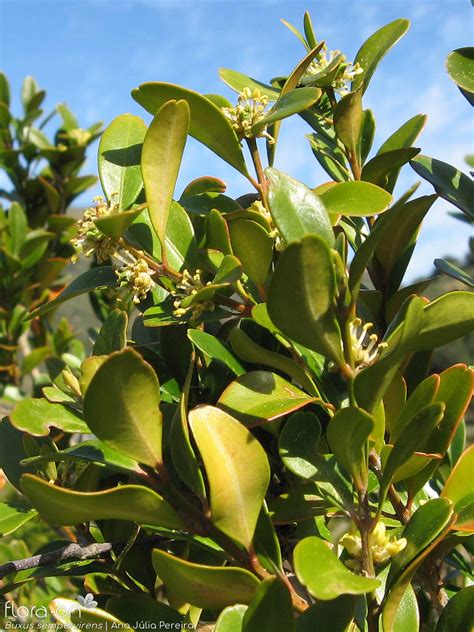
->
[1,0,472,281]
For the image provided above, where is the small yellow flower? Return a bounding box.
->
[349,318,388,370]
[342,523,407,568]
[303,45,363,96]
[115,253,156,305]
[71,195,119,263]
[221,88,275,144]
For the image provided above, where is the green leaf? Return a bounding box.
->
[252,87,321,133]
[413,292,474,351]
[10,398,88,437]
[380,403,445,503]
[327,407,374,490]
[435,586,474,632]
[389,373,439,444]
[376,114,427,192]
[21,439,141,475]
[141,99,189,257]
[218,371,314,428]
[215,605,248,632]
[318,181,392,217]
[242,577,295,632]
[267,234,343,363]
[21,75,39,109]
[213,254,243,284]
[188,405,270,549]
[297,596,355,632]
[0,71,10,105]
[229,328,318,395]
[442,445,474,532]
[94,206,145,239]
[434,259,474,288]
[352,19,410,92]
[382,499,455,631]
[278,412,353,510]
[83,348,163,469]
[354,297,425,413]
[107,594,185,629]
[333,88,363,158]
[229,219,273,288]
[181,175,227,198]
[0,501,37,537]
[92,309,128,356]
[152,549,259,609]
[29,266,118,319]
[132,82,249,177]
[219,68,281,100]
[446,47,474,94]
[98,113,147,210]
[253,504,282,572]
[187,330,245,376]
[265,168,334,247]
[411,155,474,219]
[294,537,380,600]
[21,474,183,528]
[57,103,79,131]
[8,202,28,256]
[362,147,420,190]
[358,108,376,164]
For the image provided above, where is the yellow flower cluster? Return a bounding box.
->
[304,45,363,96]
[172,269,215,320]
[71,196,118,263]
[349,318,388,370]
[222,87,275,144]
[342,522,407,571]
[115,253,156,305]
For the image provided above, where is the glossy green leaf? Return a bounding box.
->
[380,403,445,503]
[307,132,351,182]
[152,549,259,609]
[358,108,376,164]
[265,168,334,247]
[219,68,281,101]
[333,88,362,158]
[206,208,233,255]
[132,82,249,177]
[10,398,88,437]
[0,71,10,105]
[93,309,128,356]
[389,374,439,444]
[434,259,474,288]
[215,605,248,632]
[253,504,282,572]
[446,47,474,94]
[187,329,245,376]
[252,86,321,133]
[442,445,474,532]
[376,114,427,191]
[294,537,380,600]
[180,175,226,198]
[141,99,189,255]
[413,292,474,351]
[279,412,353,510]
[107,594,185,628]
[21,439,141,475]
[213,254,243,284]
[229,328,318,395]
[382,499,455,631]
[98,113,147,209]
[267,234,343,363]
[218,371,314,428]
[327,407,374,490]
[352,19,410,92]
[21,474,183,529]
[0,501,37,536]
[94,206,145,239]
[242,577,295,632]
[29,266,117,319]
[188,405,270,548]
[355,297,425,413]
[362,147,420,189]
[229,219,273,288]
[83,348,163,469]
[435,586,474,632]
[318,181,392,217]
[411,155,474,219]
[297,596,355,632]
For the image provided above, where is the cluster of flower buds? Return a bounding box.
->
[342,522,407,571]
[114,250,156,305]
[71,196,156,305]
[222,87,275,144]
[349,317,388,370]
[71,196,118,263]
[172,269,215,321]
[248,200,285,251]
[303,45,363,96]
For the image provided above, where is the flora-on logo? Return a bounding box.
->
[77,593,98,608]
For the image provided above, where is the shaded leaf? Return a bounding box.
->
[187,329,245,376]
[0,501,37,537]
[242,577,295,632]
